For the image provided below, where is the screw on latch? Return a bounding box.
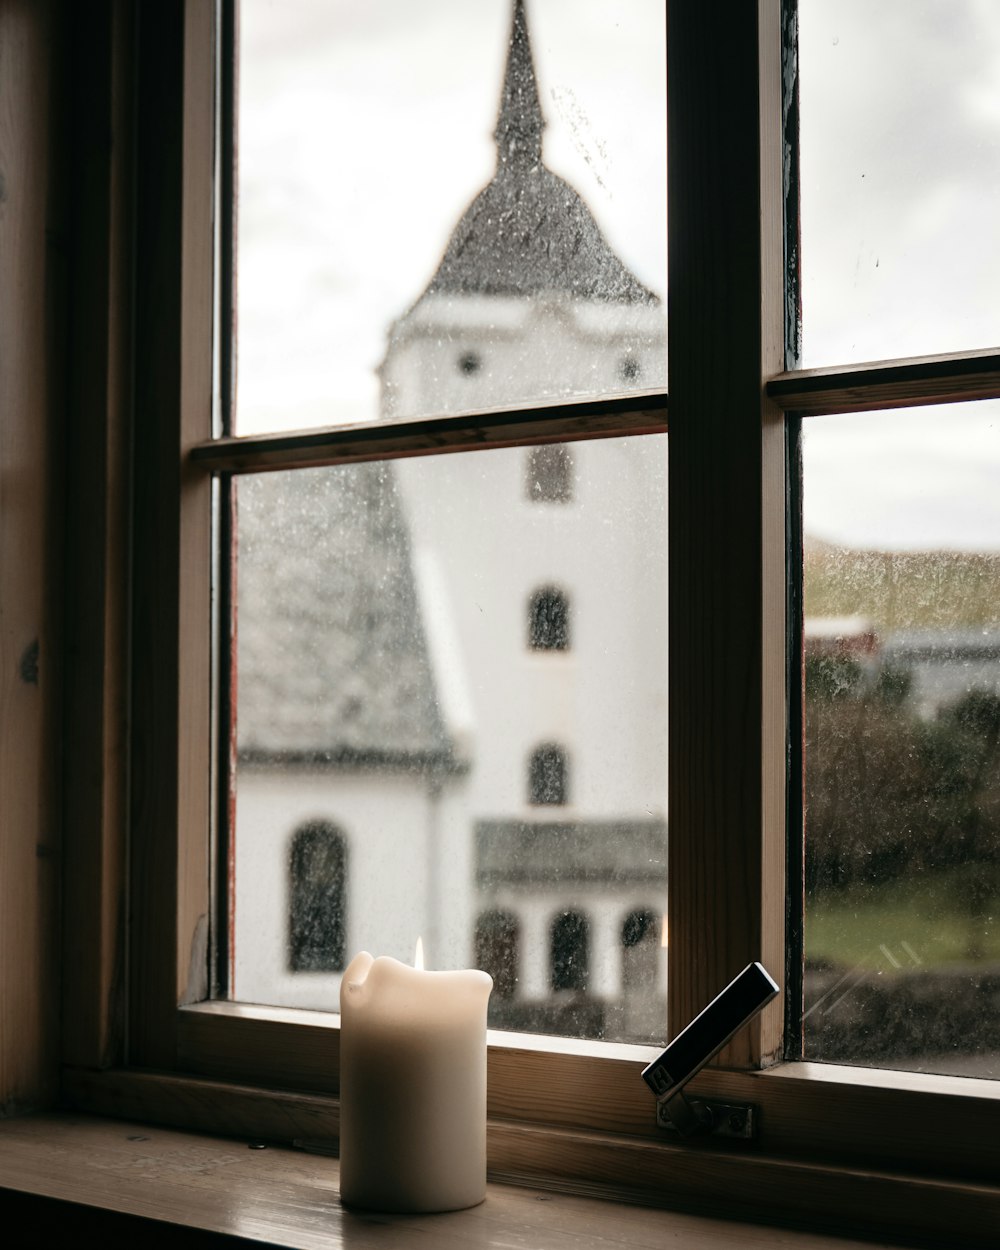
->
[20,639,39,685]
[656,1095,757,1140]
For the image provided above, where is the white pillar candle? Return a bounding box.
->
[339,950,493,1213]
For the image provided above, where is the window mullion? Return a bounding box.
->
[666,0,786,1066]
[129,0,215,1069]
[61,0,134,1075]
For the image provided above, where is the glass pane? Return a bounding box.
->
[799,1,1000,367]
[235,0,666,435]
[802,402,1000,1077]
[231,437,668,1043]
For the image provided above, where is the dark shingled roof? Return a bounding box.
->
[236,465,454,768]
[420,0,657,307]
[425,166,658,305]
[476,819,669,886]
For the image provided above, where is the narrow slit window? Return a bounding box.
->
[528,743,569,805]
[528,586,570,651]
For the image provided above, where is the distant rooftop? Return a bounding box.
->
[236,465,454,769]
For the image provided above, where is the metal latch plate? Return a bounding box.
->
[656,1097,758,1139]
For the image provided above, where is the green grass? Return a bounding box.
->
[806,868,1000,969]
[804,547,1000,631]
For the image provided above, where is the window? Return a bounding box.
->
[287,822,347,973]
[621,909,659,987]
[550,910,590,993]
[528,743,568,806]
[528,586,570,651]
[57,3,1000,1244]
[620,909,663,1040]
[226,1,665,1027]
[792,2,1000,1083]
[526,445,573,503]
[474,909,519,1000]
[800,404,1000,1075]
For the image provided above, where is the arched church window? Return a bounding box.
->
[551,910,589,992]
[474,909,519,999]
[528,585,569,650]
[528,742,568,805]
[288,821,347,972]
[526,444,573,502]
[621,908,660,991]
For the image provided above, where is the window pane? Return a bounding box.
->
[802,402,1000,1077]
[231,436,668,1044]
[799,1,1000,367]
[235,0,666,434]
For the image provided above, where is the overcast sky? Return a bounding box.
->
[237,0,999,554]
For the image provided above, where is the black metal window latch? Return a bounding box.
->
[642,961,780,1139]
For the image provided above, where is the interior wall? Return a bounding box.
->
[0,0,66,1114]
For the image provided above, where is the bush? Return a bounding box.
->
[805,674,1000,894]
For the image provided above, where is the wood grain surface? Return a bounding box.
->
[0,0,63,1116]
[0,1113,920,1250]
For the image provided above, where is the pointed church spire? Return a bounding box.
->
[493,0,545,171]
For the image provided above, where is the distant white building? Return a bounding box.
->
[882,630,1000,720]
[234,0,668,1041]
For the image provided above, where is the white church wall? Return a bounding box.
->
[395,434,667,820]
[232,380,666,1018]
[233,769,472,1008]
[382,295,665,419]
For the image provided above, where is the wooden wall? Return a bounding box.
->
[0,0,66,1113]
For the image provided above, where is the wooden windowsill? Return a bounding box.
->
[0,1112,921,1250]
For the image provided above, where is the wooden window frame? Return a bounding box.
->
[59,3,1000,1246]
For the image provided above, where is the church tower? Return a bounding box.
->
[381,0,668,1041]
[379,0,666,418]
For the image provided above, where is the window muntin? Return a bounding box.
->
[801,402,1000,1078]
[798,0,1000,368]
